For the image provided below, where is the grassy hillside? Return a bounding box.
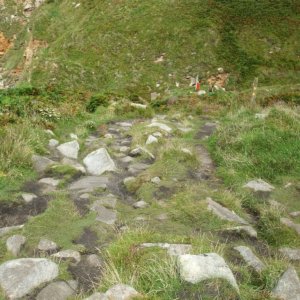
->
[0,0,299,93]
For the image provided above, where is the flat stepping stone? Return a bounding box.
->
[32,155,55,173]
[0,258,58,299]
[21,193,38,203]
[90,204,117,225]
[178,253,239,292]
[234,246,266,272]
[6,235,26,256]
[0,225,24,237]
[244,179,274,197]
[61,158,86,173]
[52,250,81,263]
[92,194,117,209]
[36,280,77,300]
[207,198,248,225]
[279,248,300,261]
[83,148,116,176]
[272,267,300,300]
[128,163,150,174]
[69,176,109,192]
[280,218,300,236]
[115,122,133,127]
[141,243,192,256]
[147,122,172,133]
[57,140,80,159]
[38,178,60,187]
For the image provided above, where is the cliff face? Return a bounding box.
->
[0,0,299,93]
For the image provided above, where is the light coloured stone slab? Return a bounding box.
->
[57,140,80,159]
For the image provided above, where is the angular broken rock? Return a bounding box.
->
[280,218,300,236]
[141,243,192,256]
[6,235,26,256]
[32,155,55,173]
[105,284,140,300]
[36,280,77,300]
[133,200,149,209]
[0,258,58,299]
[38,239,58,252]
[62,157,86,173]
[272,267,300,300]
[279,248,300,261]
[225,226,257,239]
[151,176,161,184]
[146,135,158,145]
[90,203,117,225]
[83,148,116,176]
[244,179,274,197]
[147,122,172,133]
[207,198,248,225]
[178,253,239,291]
[21,193,38,203]
[69,176,109,192]
[52,250,81,263]
[57,140,80,159]
[234,246,266,272]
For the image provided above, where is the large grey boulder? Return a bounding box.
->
[178,253,239,291]
[207,198,248,225]
[32,155,55,173]
[36,280,77,300]
[279,248,300,261]
[272,267,300,300]
[57,140,80,159]
[105,284,140,300]
[234,246,266,272]
[69,176,109,192]
[83,148,116,176]
[0,258,58,299]
[244,179,274,197]
[6,235,26,256]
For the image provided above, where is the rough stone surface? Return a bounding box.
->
[69,176,109,192]
[226,226,257,238]
[234,246,266,272]
[146,135,158,145]
[123,176,136,185]
[120,156,134,163]
[70,133,78,139]
[62,157,86,173]
[92,194,117,209]
[49,139,59,147]
[57,140,80,159]
[0,225,24,237]
[83,148,116,176]
[279,248,300,261]
[147,122,172,133]
[21,193,37,203]
[151,177,161,184]
[128,163,150,174]
[52,250,81,263]
[6,235,26,256]
[290,211,300,218]
[280,218,300,236]
[178,253,239,291]
[207,198,248,225]
[90,204,117,225]
[32,155,55,173]
[85,292,108,300]
[133,200,149,209]
[141,243,192,256]
[105,284,140,300]
[0,258,59,299]
[272,267,300,300]
[244,179,274,197]
[120,146,130,153]
[36,280,77,300]
[38,239,58,252]
[38,178,60,187]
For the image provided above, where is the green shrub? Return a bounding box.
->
[86,94,109,113]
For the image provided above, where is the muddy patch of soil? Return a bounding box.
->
[196,122,216,140]
[0,32,12,57]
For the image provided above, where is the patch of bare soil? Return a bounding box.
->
[0,32,12,57]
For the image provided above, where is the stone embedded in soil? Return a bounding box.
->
[119,146,130,153]
[225,226,257,239]
[141,243,192,256]
[123,176,136,185]
[151,176,161,184]
[280,218,300,236]
[70,133,78,140]
[279,248,300,261]
[52,249,81,263]
[120,156,134,163]
[116,122,133,128]
[234,246,266,272]
[290,211,300,218]
[129,147,142,157]
[92,194,117,209]
[62,157,86,173]
[207,198,248,225]
[147,122,172,133]
[178,253,239,292]
[0,225,24,237]
[36,280,77,300]
[243,179,274,197]
[133,200,149,209]
[83,148,116,176]
[38,177,60,187]
[128,163,150,174]
[21,193,38,203]
[90,203,117,225]
[0,258,58,299]
[32,155,55,173]
[38,238,58,252]
[6,235,26,256]
[104,133,113,139]
[84,292,108,300]
[69,176,109,192]
[49,139,59,148]
[45,129,55,136]
[272,267,300,300]
[105,284,140,300]
[57,140,80,159]
[146,134,158,145]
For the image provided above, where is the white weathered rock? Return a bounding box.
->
[45,129,55,136]
[197,90,206,96]
[0,258,58,299]
[272,267,300,300]
[32,155,55,173]
[52,250,81,263]
[178,253,239,291]
[61,157,86,173]
[280,218,300,236]
[83,148,116,176]
[141,243,192,256]
[123,176,136,184]
[207,198,248,225]
[120,146,130,153]
[130,103,147,109]
[69,176,109,192]
[104,133,113,139]
[38,239,58,252]
[244,179,274,197]
[6,235,26,256]
[146,135,158,145]
[226,226,257,238]
[70,133,78,140]
[21,193,37,203]
[39,178,60,187]
[49,139,59,147]
[147,122,172,133]
[151,177,161,184]
[105,284,140,300]
[57,140,80,159]
[279,248,300,261]
[234,246,266,272]
[90,204,117,225]
[181,148,193,155]
[133,200,149,209]
[0,225,24,237]
[255,113,268,120]
[36,280,77,300]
